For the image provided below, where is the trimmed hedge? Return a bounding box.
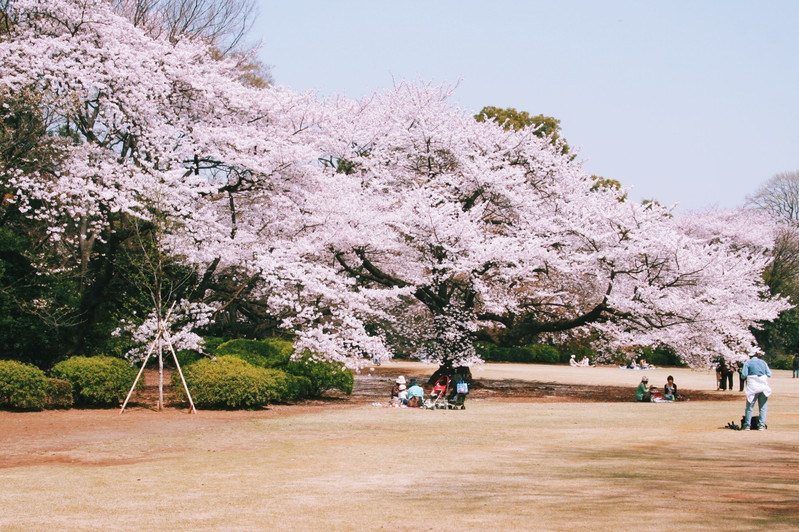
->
[0,359,48,410]
[174,356,295,409]
[286,352,354,397]
[202,336,230,354]
[476,342,562,364]
[175,339,350,407]
[215,338,294,368]
[45,378,74,409]
[51,356,139,406]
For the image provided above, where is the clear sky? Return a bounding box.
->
[252,0,799,211]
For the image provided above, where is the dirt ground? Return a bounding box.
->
[0,363,737,469]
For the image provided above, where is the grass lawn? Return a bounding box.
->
[1,363,798,531]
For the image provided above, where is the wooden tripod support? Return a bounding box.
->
[120,309,196,414]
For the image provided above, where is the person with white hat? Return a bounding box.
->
[397,384,408,405]
[390,376,406,403]
[635,375,652,402]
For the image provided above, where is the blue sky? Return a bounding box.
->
[252,0,799,211]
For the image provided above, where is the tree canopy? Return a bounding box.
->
[475,106,568,154]
[747,171,799,357]
[0,0,789,370]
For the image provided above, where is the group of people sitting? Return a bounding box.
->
[636,375,687,402]
[569,355,593,367]
[390,376,425,407]
[626,358,654,369]
[390,373,469,408]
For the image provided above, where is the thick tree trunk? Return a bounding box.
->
[427,364,472,386]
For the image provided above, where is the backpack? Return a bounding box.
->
[742,415,765,430]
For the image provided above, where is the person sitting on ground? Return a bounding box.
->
[579,356,591,367]
[570,355,579,367]
[391,376,406,405]
[664,375,677,400]
[636,375,651,402]
[406,378,425,407]
[627,359,639,369]
[397,384,408,405]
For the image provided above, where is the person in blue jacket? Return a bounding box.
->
[741,353,772,430]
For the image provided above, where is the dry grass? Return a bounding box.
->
[1,363,798,531]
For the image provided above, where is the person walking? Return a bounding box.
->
[792,353,799,379]
[741,353,772,431]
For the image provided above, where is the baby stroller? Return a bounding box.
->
[423,375,450,409]
[446,374,468,410]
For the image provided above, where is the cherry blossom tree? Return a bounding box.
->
[311,83,789,369]
[1,0,788,374]
[0,0,386,366]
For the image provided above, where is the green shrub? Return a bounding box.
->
[475,342,562,364]
[0,360,48,410]
[44,378,74,409]
[215,338,294,369]
[638,346,685,367]
[475,342,530,362]
[527,344,560,364]
[170,337,232,369]
[174,349,203,368]
[174,355,296,409]
[556,344,596,364]
[51,356,139,406]
[770,354,792,371]
[286,352,354,397]
[201,336,230,355]
[284,374,314,401]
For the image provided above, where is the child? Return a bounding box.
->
[398,384,408,405]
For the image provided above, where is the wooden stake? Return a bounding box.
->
[165,330,197,414]
[120,334,160,414]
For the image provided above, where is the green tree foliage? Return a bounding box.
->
[0,227,70,367]
[475,106,569,154]
[0,87,79,367]
[0,86,162,364]
[590,175,628,201]
[747,172,799,359]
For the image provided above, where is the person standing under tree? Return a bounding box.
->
[736,360,745,392]
[719,358,734,391]
[741,353,772,431]
[792,353,799,379]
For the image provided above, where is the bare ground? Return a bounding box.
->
[0,365,736,469]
